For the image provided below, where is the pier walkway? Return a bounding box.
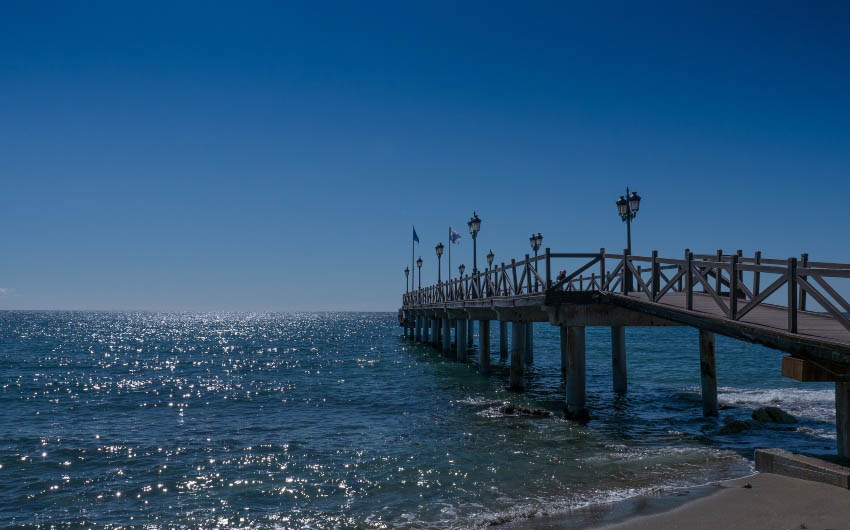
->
[400,249,850,457]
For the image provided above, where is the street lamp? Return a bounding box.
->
[529,233,543,291]
[435,242,444,283]
[458,263,465,276]
[416,256,423,290]
[404,266,409,293]
[487,249,494,268]
[467,212,481,273]
[617,187,641,291]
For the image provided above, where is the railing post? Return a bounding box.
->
[686,249,693,311]
[511,259,518,295]
[736,249,744,282]
[599,248,606,289]
[623,248,630,295]
[525,254,532,294]
[500,262,507,296]
[651,250,659,301]
[636,265,642,292]
[729,255,738,319]
[800,253,808,311]
[788,257,798,333]
[754,251,761,296]
[545,248,551,290]
[715,249,723,296]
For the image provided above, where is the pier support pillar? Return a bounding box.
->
[479,320,490,374]
[611,325,627,394]
[499,322,508,357]
[837,382,850,457]
[403,325,408,339]
[699,329,718,417]
[415,316,421,342]
[468,320,474,346]
[560,326,568,374]
[524,322,533,365]
[423,317,430,344]
[442,318,451,358]
[509,322,526,391]
[457,320,467,362]
[431,318,439,348]
[566,326,587,418]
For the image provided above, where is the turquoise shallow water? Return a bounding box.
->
[0,311,837,528]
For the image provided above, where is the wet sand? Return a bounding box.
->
[501,473,850,529]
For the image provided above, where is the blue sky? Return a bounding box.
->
[1,1,849,311]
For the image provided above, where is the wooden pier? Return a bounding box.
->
[400,248,850,457]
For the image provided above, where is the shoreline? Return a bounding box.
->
[497,471,850,530]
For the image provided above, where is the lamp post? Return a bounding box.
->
[616,187,641,291]
[529,233,543,291]
[416,256,423,290]
[435,242,444,283]
[458,263,465,276]
[467,212,481,273]
[404,266,409,293]
[487,250,495,296]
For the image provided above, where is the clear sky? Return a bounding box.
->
[1,1,849,311]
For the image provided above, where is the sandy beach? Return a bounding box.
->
[502,473,850,530]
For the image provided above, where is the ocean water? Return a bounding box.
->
[0,311,837,529]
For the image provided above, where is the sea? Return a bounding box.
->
[0,311,838,529]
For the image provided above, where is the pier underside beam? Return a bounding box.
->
[499,322,508,357]
[560,326,568,374]
[457,320,467,362]
[509,322,526,391]
[479,320,490,374]
[442,318,451,357]
[566,326,587,419]
[699,329,718,417]
[611,325,627,394]
[838,383,850,458]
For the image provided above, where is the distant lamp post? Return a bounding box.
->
[529,233,543,290]
[467,212,481,273]
[458,263,465,276]
[416,256,423,289]
[435,242,444,283]
[487,249,494,268]
[617,187,641,291]
[404,266,409,293]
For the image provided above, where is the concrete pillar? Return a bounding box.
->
[442,318,451,357]
[837,382,850,457]
[457,320,467,362]
[499,322,508,357]
[566,326,586,417]
[467,320,474,346]
[431,318,439,347]
[560,326,568,374]
[509,322,526,391]
[699,329,718,417]
[524,322,534,364]
[611,325,627,394]
[423,317,430,344]
[403,325,408,339]
[479,320,490,373]
[415,316,421,342]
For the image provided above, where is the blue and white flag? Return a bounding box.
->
[413,226,419,243]
[449,228,461,244]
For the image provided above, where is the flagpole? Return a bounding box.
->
[412,227,415,293]
[448,227,451,282]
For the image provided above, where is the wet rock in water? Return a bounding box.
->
[717,419,761,435]
[499,403,550,417]
[563,408,591,424]
[751,406,797,424]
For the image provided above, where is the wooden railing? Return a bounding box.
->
[402,249,850,338]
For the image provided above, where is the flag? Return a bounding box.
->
[413,226,419,243]
[449,228,461,244]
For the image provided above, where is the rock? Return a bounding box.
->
[752,406,797,424]
[742,483,752,489]
[499,403,550,417]
[717,419,761,435]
